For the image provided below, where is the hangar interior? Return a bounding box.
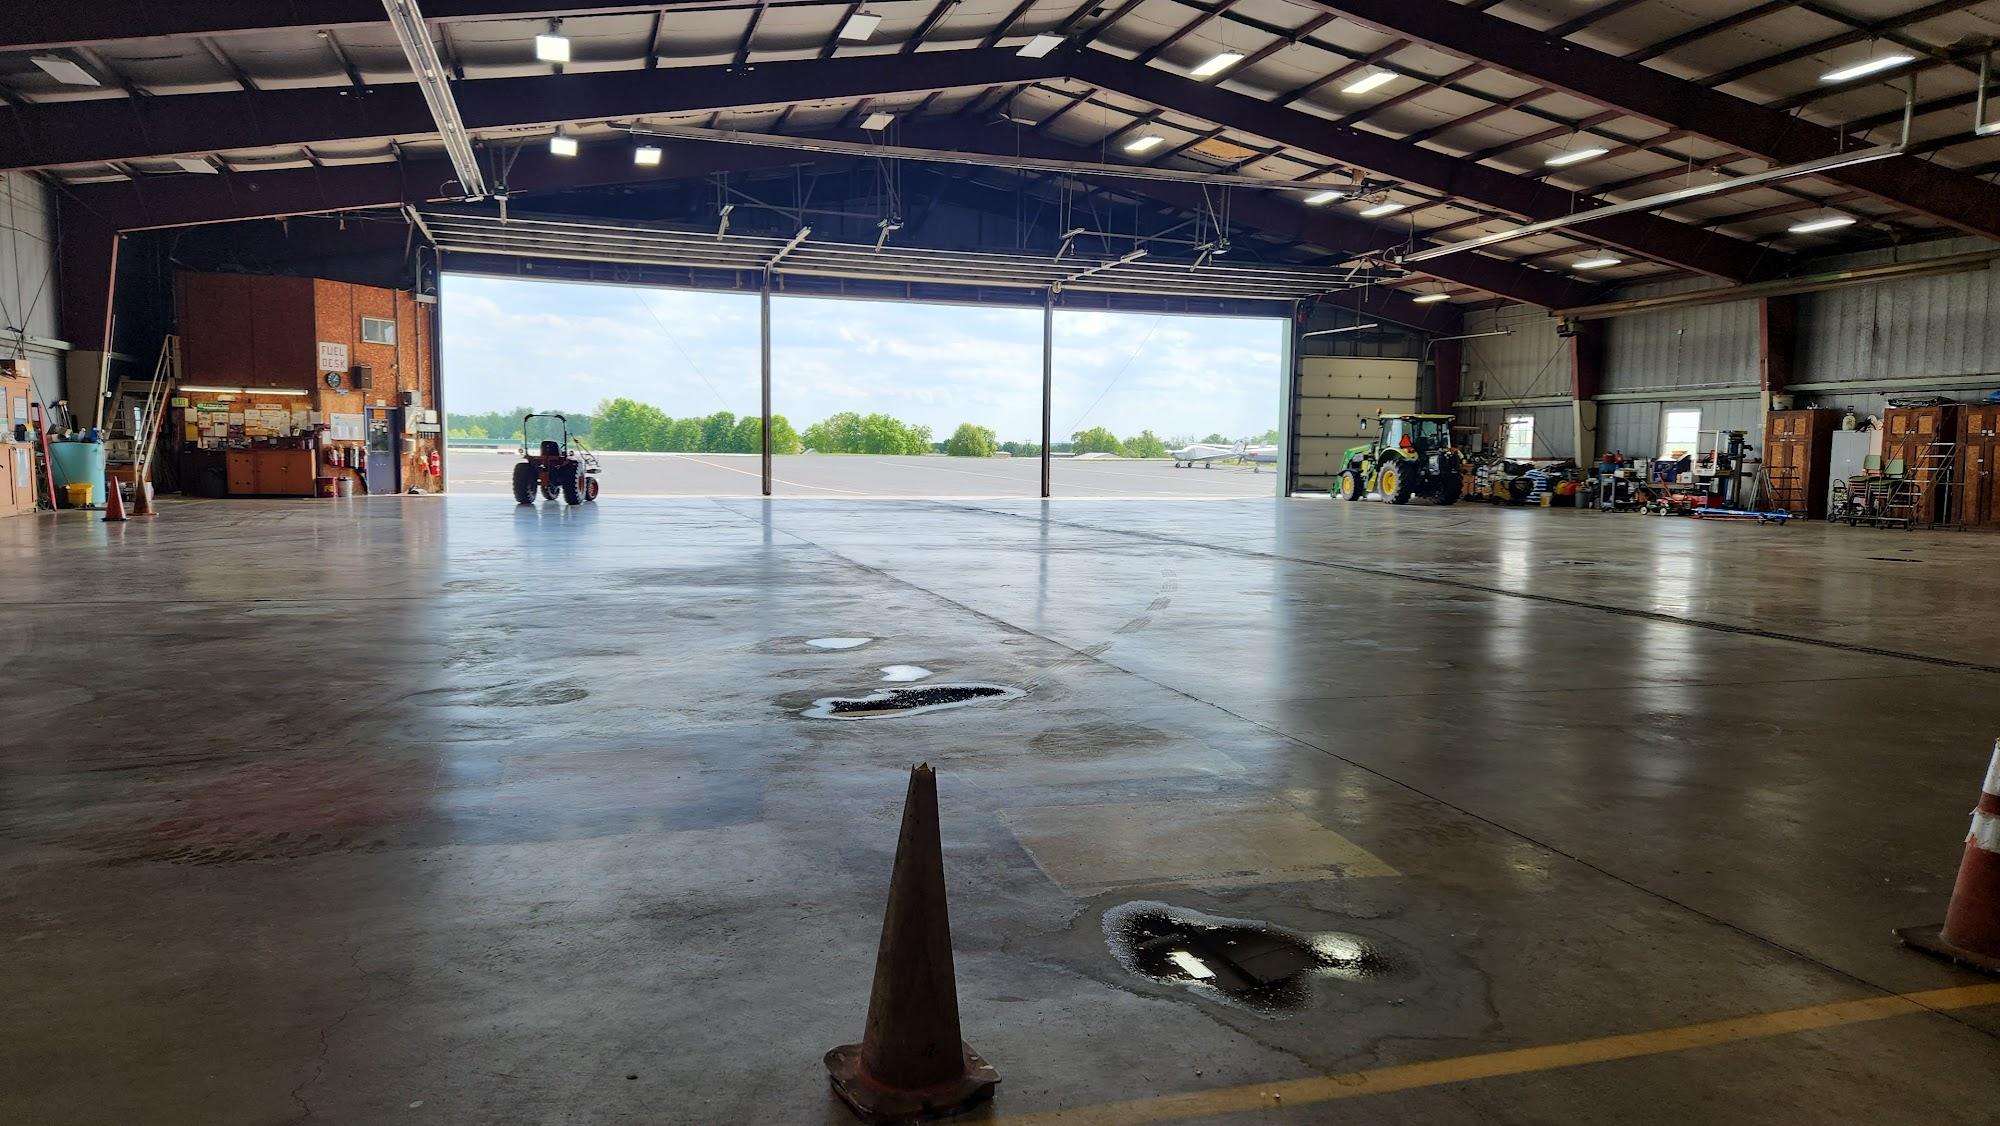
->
[6,1,2000,1123]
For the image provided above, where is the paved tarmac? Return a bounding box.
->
[448,449,1281,498]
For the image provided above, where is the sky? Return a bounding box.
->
[441,274,1284,445]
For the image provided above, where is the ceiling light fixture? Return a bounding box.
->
[31,55,99,86]
[1412,292,1451,303]
[1788,214,1857,234]
[180,386,309,396]
[1572,255,1623,270]
[633,145,663,166]
[549,134,578,157]
[1302,190,1342,205]
[1359,201,1404,218]
[1545,146,1610,167]
[1820,53,1914,84]
[534,33,570,63]
[861,111,896,131]
[1342,70,1396,95]
[1018,33,1064,58]
[1301,323,1381,337]
[1124,134,1166,153]
[840,11,882,41]
[174,157,219,174]
[1191,51,1244,78]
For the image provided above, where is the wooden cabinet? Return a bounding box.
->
[1882,406,1961,526]
[1,444,37,516]
[225,449,318,496]
[1764,409,1838,518]
[1957,404,2000,528]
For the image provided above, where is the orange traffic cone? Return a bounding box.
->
[1896,740,2000,975]
[102,476,128,522]
[825,764,999,1123]
[130,477,157,517]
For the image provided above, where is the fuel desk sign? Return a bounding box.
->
[318,341,350,374]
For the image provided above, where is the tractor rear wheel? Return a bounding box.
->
[1338,469,1364,501]
[511,462,537,505]
[1434,469,1462,505]
[581,475,600,502]
[1378,460,1414,504]
[559,464,584,505]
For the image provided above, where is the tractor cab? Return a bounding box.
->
[1379,415,1452,456]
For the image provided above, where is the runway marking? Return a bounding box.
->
[992,983,2000,1125]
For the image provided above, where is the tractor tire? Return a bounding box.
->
[559,464,584,506]
[1378,460,1414,505]
[582,475,600,502]
[1434,470,1463,506]
[540,485,559,501]
[511,462,537,505]
[1338,469,1364,501]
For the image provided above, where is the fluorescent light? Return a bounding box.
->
[534,33,570,63]
[180,386,309,396]
[31,55,99,86]
[174,157,219,175]
[1302,190,1342,205]
[1545,146,1610,167]
[1123,134,1165,154]
[633,145,663,166]
[1191,51,1244,78]
[840,12,882,41]
[1359,202,1404,218]
[861,111,895,131]
[1820,54,1913,84]
[1342,70,1396,95]
[1167,951,1215,980]
[1788,214,1857,234]
[1413,293,1451,303]
[1572,255,1623,270]
[549,134,578,157]
[1018,33,1064,58]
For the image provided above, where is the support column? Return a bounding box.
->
[1566,321,1604,464]
[1278,301,1299,498]
[1430,337,1464,416]
[57,208,122,422]
[1758,295,1798,413]
[1040,288,1053,500]
[760,274,773,498]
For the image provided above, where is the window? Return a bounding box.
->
[1661,409,1701,457]
[361,316,397,345]
[1504,415,1535,459]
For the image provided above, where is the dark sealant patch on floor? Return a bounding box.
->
[800,683,1024,720]
[1104,901,1391,1015]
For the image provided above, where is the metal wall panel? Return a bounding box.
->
[1598,396,1761,459]
[0,172,62,403]
[1603,283,1759,393]
[1463,403,1574,460]
[1797,239,2000,385]
[1458,307,1570,402]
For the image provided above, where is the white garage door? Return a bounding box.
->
[1293,356,1418,491]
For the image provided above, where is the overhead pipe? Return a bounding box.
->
[1556,247,2000,321]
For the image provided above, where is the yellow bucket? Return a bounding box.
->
[64,482,94,508]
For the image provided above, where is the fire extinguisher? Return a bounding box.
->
[427,449,442,478]
[328,445,343,468]
[354,445,367,470]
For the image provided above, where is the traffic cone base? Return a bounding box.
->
[824,1041,998,1124]
[824,764,999,1124]
[1897,741,2000,978]
[130,479,157,517]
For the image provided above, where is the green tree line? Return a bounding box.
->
[452,398,1274,458]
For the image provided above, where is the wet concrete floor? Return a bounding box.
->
[3,495,1998,1124]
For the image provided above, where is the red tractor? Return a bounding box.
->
[512,412,601,505]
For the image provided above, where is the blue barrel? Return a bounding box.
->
[48,439,108,505]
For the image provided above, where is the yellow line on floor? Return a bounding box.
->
[992,983,2000,1126]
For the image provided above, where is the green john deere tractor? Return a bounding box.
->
[1336,413,1463,505]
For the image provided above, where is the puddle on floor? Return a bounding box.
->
[1104,901,1390,1014]
[806,637,875,650]
[879,665,933,683]
[801,683,1023,720]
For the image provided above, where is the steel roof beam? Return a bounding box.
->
[1294,0,2000,243]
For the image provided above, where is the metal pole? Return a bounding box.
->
[1040,288,1054,500]
[760,273,773,498]
[1278,301,1298,499]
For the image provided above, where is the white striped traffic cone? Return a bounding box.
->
[1896,740,2000,975]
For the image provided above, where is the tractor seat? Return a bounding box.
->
[540,440,561,458]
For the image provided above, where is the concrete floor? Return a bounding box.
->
[4,496,1998,1124]
[447,450,1280,498]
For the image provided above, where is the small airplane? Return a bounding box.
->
[1171,440,1279,469]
